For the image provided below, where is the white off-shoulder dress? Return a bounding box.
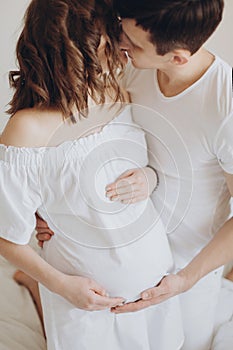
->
[0,106,184,350]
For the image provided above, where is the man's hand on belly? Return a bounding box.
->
[111,273,187,313]
[35,213,54,247]
[105,166,158,204]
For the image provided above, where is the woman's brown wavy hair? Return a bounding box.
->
[8,0,124,122]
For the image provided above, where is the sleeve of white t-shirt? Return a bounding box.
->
[214,113,233,174]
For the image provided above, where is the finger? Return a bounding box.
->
[87,305,112,311]
[106,181,136,195]
[36,233,53,242]
[106,170,136,191]
[90,285,125,307]
[89,279,109,296]
[36,228,54,235]
[121,195,147,204]
[116,169,136,180]
[106,176,136,192]
[111,299,151,313]
[37,241,43,248]
[36,219,48,228]
[93,294,126,308]
[36,232,53,240]
[110,191,142,202]
[106,185,140,198]
[36,216,50,229]
[87,301,125,312]
[141,284,168,301]
[36,228,53,234]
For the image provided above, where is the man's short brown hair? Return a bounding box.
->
[115,0,224,55]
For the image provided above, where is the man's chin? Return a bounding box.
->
[130,60,142,69]
[120,52,145,69]
[130,60,153,70]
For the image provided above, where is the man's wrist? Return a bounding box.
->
[147,165,159,192]
[177,267,199,292]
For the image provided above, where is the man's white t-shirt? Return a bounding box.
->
[122,54,233,269]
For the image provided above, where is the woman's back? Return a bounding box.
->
[1,104,174,300]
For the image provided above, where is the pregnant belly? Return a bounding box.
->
[41,218,174,303]
[90,227,174,302]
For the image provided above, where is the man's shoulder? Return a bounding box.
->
[198,55,233,121]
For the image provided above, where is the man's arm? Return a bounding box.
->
[112,216,233,313]
[178,171,233,284]
[111,172,233,313]
[224,171,233,196]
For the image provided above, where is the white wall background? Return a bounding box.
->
[0,0,30,131]
[0,0,233,131]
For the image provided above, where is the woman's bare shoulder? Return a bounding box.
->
[0,108,62,148]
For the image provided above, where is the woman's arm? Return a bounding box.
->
[0,238,125,310]
[0,109,125,310]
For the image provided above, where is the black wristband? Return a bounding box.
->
[147,165,159,192]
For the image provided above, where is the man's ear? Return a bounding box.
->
[170,49,191,65]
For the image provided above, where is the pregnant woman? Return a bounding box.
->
[0,0,183,349]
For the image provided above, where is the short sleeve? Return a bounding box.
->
[0,146,42,245]
[214,113,233,174]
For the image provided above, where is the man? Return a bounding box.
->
[106,1,233,349]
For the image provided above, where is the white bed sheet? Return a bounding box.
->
[0,254,46,350]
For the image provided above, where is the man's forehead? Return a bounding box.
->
[121,19,152,44]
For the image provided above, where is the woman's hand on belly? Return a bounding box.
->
[58,274,125,311]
